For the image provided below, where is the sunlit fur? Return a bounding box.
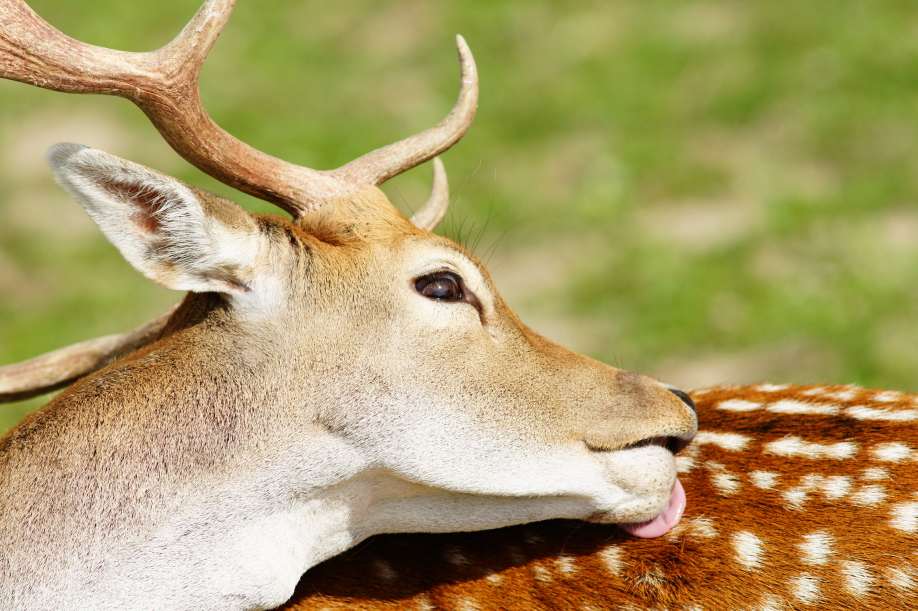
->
[278,384,918,611]
[0,147,695,611]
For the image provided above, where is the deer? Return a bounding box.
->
[2,4,914,611]
[0,1,698,610]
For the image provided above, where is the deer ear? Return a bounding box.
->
[46,143,264,295]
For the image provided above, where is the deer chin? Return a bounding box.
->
[619,477,686,538]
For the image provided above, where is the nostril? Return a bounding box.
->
[667,436,691,455]
[668,388,695,413]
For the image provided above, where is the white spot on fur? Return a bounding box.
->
[693,431,751,451]
[706,462,742,495]
[732,531,764,569]
[755,596,784,611]
[749,471,779,489]
[845,405,918,422]
[555,556,577,576]
[799,532,834,565]
[825,388,859,401]
[597,545,625,575]
[676,443,701,473]
[790,573,821,604]
[485,572,503,585]
[454,596,482,611]
[756,384,789,392]
[850,484,887,506]
[782,474,850,508]
[633,564,666,590]
[372,558,397,581]
[819,475,852,500]
[766,400,839,416]
[873,390,903,402]
[884,562,917,590]
[841,560,872,597]
[415,595,435,611]
[524,532,544,546]
[764,437,857,459]
[782,486,809,509]
[861,467,890,481]
[532,564,553,582]
[871,442,913,461]
[891,502,918,533]
[444,547,470,566]
[686,517,719,538]
[717,399,762,412]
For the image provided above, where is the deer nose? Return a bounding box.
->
[668,388,695,414]
[665,388,696,454]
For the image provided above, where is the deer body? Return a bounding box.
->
[278,384,918,611]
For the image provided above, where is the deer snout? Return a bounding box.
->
[580,377,698,456]
[665,388,696,454]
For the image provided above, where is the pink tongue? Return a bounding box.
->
[621,478,686,538]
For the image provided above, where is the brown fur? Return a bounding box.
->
[277,384,918,611]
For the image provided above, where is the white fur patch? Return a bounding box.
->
[693,431,751,451]
[597,545,625,575]
[764,437,858,459]
[891,502,918,533]
[755,384,789,392]
[870,442,913,461]
[732,531,765,569]
[845,405,918,422]
[798,531,834,565]
[749,471,779,490]
[555,556,577,576]
[790,573,821,604]
[841,560,872,597]
[884,563,917,590]
[861,467,890,481]
[705,462,742,495]
[824,388,859,401]
[819,475,852,500]
[717,399,762,412]
[766,400,839,416]
[850,484,887,507]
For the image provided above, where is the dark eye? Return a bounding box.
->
[415,273,463,301]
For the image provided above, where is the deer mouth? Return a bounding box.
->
[619,478,686,538]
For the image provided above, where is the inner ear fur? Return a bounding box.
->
[47,143,264,295]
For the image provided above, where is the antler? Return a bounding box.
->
[0,0,478,217]
[0,305,177,403]
[410,158,450,231]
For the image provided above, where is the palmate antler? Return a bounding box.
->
[0,0,471,402]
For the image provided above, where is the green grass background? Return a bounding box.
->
[2,0,918,433]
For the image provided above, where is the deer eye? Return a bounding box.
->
[415,273,463,302]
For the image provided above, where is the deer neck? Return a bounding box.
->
[0,294,408,610]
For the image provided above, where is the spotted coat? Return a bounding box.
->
[277,384,918,611]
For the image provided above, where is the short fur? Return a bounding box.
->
[277,384,918,611]
[0,146,696,610]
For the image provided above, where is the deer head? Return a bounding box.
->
[0,1,696,609]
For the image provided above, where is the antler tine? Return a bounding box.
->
[333,35,479,188]
[410,157,450,231]
[0,1,477,216]
[0,0,347,216]
[0,305,177,403]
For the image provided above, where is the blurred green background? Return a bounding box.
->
[2,0,918,433]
